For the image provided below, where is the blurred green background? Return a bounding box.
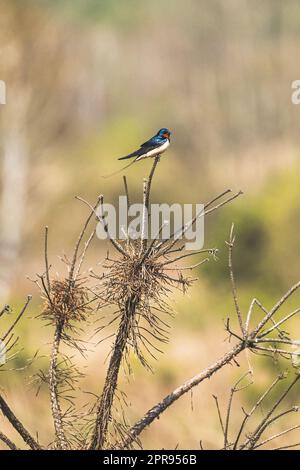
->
[1,0,300,449]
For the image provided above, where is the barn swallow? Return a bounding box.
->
[101,128,171,178]
[118,128,171,161]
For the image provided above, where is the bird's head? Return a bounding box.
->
[157,128,171,140]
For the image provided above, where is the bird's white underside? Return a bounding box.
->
[135,139,170,161]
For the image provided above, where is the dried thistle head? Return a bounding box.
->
[91,236,204,374]
[42,278,90,327]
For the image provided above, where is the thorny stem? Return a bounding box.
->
[247,407,299,450]
[223,372,251,449]
[68,197,100,286]
[250,280,300,339]
[252,423,300,449]
[123,175,130,208]
[90,294,139,450]
[233,375,282,450]
[49,320,68,449]
[141,178,148,252]
[76,195,128,257]
[213,395,225,436]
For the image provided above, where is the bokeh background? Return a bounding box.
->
[1,0,300,449]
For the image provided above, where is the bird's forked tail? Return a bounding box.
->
[100,159,136,179]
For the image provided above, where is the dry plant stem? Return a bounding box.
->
[0,305,9,319]
[90,294,139,450]
[241,374,300,450]
[233,375,282,449]
[270,442,300,450]
[142,156,160,251]
[68,197,101,284]
[0,395,41,449]
[49,320,68,449]
[74,230,95,281]
[253,423,300,449]
[117,227,300,449]
[258,306,300,339]
[76,195,127,257]
[119,341,245,449]
[0,431,18,450]
[250,280,300,339]
[213,395,225,436]
[156,190,242,256]
[141,178,148,252]
[227,225,245,338]
[123,175,130,208]
[223,372,251,449]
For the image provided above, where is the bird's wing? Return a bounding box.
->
[118,142,159,161]
[140,135,160,148]
[118,137,164,161]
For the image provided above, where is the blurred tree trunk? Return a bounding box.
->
[0,129,28,299]
[0,2,103,299]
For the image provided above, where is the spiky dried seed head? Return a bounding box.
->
[42,278,90,326]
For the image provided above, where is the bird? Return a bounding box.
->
[118,128,171,161]
[101,128,171,178]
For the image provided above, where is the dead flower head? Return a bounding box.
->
[42,278,90,327]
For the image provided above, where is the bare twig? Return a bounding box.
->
[227,224,245,338]
[1,295,31,343]
[49,320,68,449]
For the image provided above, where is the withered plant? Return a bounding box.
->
[1,156,300,450]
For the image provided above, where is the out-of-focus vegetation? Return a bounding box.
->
[1,0,300,449]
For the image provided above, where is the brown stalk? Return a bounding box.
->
[90,294,139,449]
[49,319,68,449]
